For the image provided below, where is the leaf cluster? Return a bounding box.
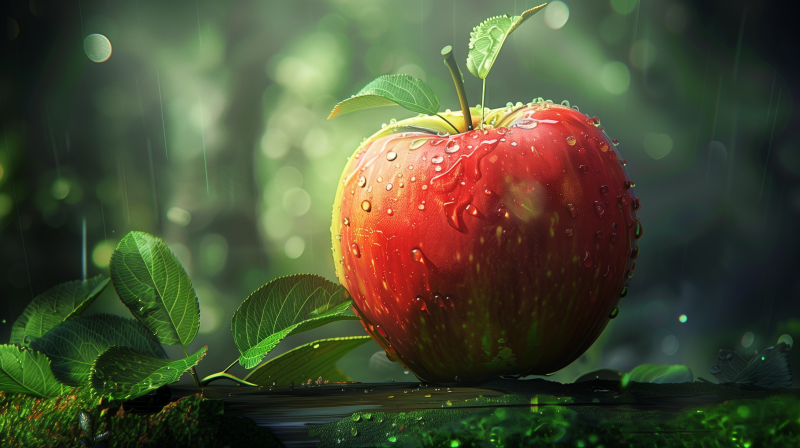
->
[0,231,366,401]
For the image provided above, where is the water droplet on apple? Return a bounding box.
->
[409,138,428,150]
[358,176,366,187]
[594,201,605,218]
[620,286,628,297]
[376,325,388,338]
[361,200,371,212]
[412,248,424,262]
[566,203,578,218]
[350,243,361,258]
[599,185,609,195]
[386,183,393,191]
[510,142,518,147]
[599,142,609,152]
[565,229,574,237]
[624,180,635,189]
[609,307,619,319]
[579,165,589,173]
[335,234,341,240]
[583,251,593,267]
[431,156,444,164]
[445,141,460,153]
[465,203,485,219]
[618,194,630,205]
[418,204,425,210]
[435,166,442,172]
[566,136,576,146]
[596,230,604,239]
[561,100,570,107]
[612,139,619,146]
[632,198,641,210]
[635,217,644,239]
[343,217,350,226]
[386,151,397,161]
[416,296,428,311]
[377,176,382,182]
[387,208,393,215]
[631,245,640,259]
[421,185,428,190]
[610,233,619,243]
[510,118,538,129]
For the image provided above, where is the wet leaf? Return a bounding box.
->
[328,74,439,119]
[29,313,166,386]
[245,336,371,386]
[90,345,207,400]
[10,275,109,346]
[0,344,68,398]
[110,231,200,346]
[622,364,693,387]
[711,342,792,389]
[230,274,359,369]
[466,4,547,79]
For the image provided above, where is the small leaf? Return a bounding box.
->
[10,275,110,346]
[245,336,372,386]
[79,410,93,434]
[466,4,547,79]
[95,431,110,442]
[90,345,207,400]
[328,74,439,119]
[230,274,359,369]
[711,342,792,388]
[30,313,166,386]
[0,344,68,398]
[110,231,200,346]
[622,364,693,387]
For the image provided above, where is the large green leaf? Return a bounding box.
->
[0,344,68,398]
[328,74,439,119]
[245,336,371,386]
[29,313,166,386]
[231,274,359,369]
[109,231,199,346]
[622,364,694,387]
[10,275,110,346]
[90,345,206,400]
[466,4,547,79]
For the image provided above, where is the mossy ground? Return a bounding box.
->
[0,386,282,447]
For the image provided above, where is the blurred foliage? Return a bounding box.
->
[0,0,798,385]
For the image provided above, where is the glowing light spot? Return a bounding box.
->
[284,236,305,259]
[544,2,569,30]
[600,61,630,95]
[741,332,754,349]
[84,34,113,63]
[661,335,679,355]
[678,314,687,323]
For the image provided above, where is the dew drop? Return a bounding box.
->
[594,201,605,218]
[599,141,609,152]
[596,230,604,239]
[620,286,628,297]
[409,138,428,150]
[376,325,387,338]
[431,155,444,164]
[387,208,393,215]
[599,185,609,195]
[343,217,350,226]
[624,180,635,189]
[632,198,641,210]
[610,233,619,243]
[412,248,424,262]
[583,251,594,267]
[418,204,425,210]
[566,203,578,218]
[411,176,416,182]
[386,151,397,161]
[579,165,589,173]
[358,176,366,187]
[377,176,382,182]
[416,296,428,311]
[510,118,538,129]
[421,185,428,190]
[566,136,576,146]
[445,141,460,154]
[635,217,644,239]
[350,243,361,258]
[631,245,640,259]
[612,139,619,146]
[618,194,630,205]
[361,200,371,212]
[386,183,393,191]
[435,166,442,172]
[609,307,619,319]
[565,228,574,237]
[510,142,517,147]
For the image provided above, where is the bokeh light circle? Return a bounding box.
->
[600,61,630,95]
[661,335,679,355]
[284,236,305,259]
[678,314,687,323]
[84,33,112,63]
[741,332,755,348]
[644,133,673,160]
[777,334,793,348]
[544,1,569,30]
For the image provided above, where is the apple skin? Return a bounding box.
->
[331,102,641,385]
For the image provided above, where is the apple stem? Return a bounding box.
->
[436,114,460,134]
[441,45,473,132]
[480,78,486,129]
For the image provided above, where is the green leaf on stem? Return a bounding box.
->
[230,274,359,369]
[90,345,207,400]
[245,336,372,386]
[10,275,110,346]
[109,231,200,346]
[466,4,547,79]
[328,74,439,119]
[0,344,68,398]
[29,313,166,386]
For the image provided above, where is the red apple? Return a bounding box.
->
[331,101,641,385]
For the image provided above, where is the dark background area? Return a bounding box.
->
[1,0,798,384]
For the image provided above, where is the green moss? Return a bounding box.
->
[0,387,282,447]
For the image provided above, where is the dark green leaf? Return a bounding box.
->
[90,345,206,400]
[622,364,693,387]
[711,342,792,389]
[0,344,68,398]
[466,4,547,79]
[29,313,166,386]
[109,231,200,346]
[230,274,359,369]
[10,275,109,346]
[245,336,371,386]
[328,74,439,119]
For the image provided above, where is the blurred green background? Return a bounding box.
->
[1,0,798,385]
